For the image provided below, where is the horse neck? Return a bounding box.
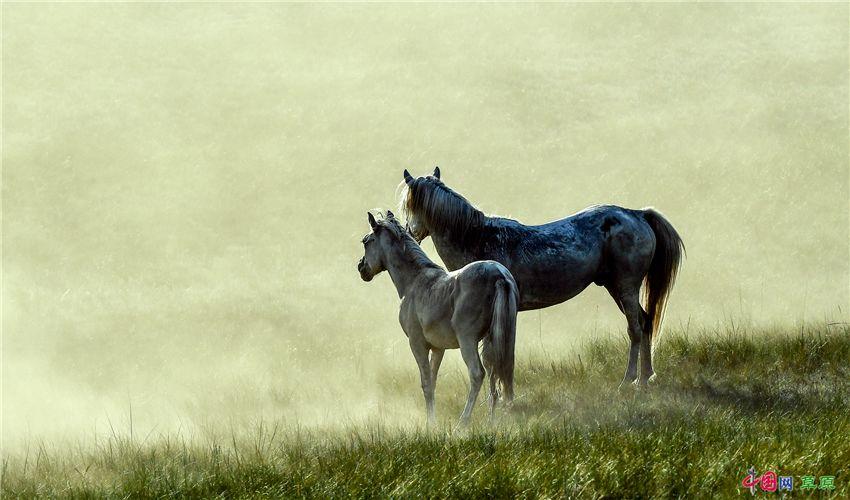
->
[384,243,433,299]
[430,216,492,271]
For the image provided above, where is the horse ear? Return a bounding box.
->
[403,169,414,185]
[433,166,440,179]
[386,209,395,219]
[367,212,378,229]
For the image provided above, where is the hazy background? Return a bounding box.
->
[3,3,848,447]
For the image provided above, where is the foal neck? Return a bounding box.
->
[384,242,439,299]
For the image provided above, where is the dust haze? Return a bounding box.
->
[3,4,848,449]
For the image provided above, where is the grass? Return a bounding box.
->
[3,322,849,498]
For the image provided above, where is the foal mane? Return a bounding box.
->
[399,176,485,238]
[377,213,442,270]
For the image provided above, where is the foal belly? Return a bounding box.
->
[423,323,460,349]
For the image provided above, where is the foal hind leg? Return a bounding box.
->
[481,340,498,420]
[457,336,485,427]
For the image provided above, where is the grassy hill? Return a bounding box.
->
[4,323,847,498]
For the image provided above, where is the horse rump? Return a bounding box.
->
[642,208,685,344]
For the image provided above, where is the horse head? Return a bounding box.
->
[401,166,442,242]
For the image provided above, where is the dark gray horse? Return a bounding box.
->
[400,168,684,386]
[358,211,519,426]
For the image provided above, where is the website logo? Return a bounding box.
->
[741,467,835,495]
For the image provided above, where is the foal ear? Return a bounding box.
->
[367,212,378,230]
[433,166,440,179]
[403,169,414,185]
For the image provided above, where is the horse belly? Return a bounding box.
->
[512,259,598,310]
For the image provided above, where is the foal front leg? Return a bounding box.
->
[430,348,444,391]
[409,338,436,426]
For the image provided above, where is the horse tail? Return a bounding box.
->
[642,208,685,345]
[489,272,518,402]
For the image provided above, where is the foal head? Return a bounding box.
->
[357,210,407,282]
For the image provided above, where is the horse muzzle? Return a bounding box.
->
[357,258,373,282]
[406,225,428,243]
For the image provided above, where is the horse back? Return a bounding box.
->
[482,206,653,309]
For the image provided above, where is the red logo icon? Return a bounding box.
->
[742,468,778,494]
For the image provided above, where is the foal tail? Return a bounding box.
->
[642,209,685,345]
[488,274,518,401]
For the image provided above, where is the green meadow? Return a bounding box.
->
[3,324,849,497]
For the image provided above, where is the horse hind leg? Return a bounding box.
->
[607,285,643,387]
[623,291,655,386]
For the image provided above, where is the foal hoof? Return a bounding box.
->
[637,373,656,388]
[453,419,471,434]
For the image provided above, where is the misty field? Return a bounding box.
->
[3,2,849,499]
[4,322,848,498]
